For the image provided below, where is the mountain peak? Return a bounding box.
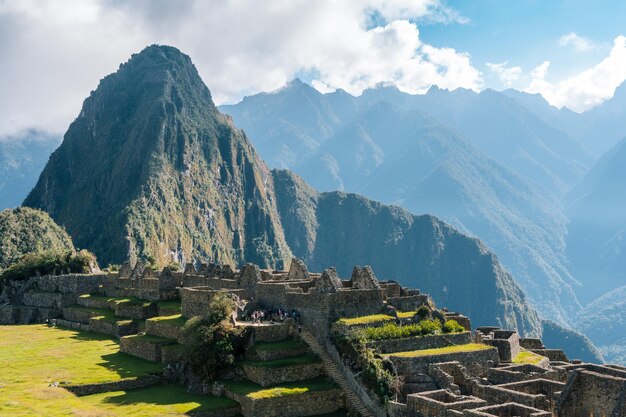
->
[24,46,291,268]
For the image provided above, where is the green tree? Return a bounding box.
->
[179,293,244,380]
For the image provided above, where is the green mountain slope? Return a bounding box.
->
[24,45,291,268]
[272,169,542,336]
[0,207,74,270]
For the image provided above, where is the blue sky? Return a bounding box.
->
[1,0,625,136]
[420,0,626,87]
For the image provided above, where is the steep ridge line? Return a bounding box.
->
[299,328,383,417]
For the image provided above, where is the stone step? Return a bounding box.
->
[247,338,311,361]
[299,330,377,417]
[224,377,344,417]
[22,291,76,309]
[144,314,187,341]
[241,353,325,387]
[120,334,177,362]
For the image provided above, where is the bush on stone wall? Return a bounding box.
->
[333,331,396,403]
[360,319,444,341]
[442,319,465,334]
[179,293,244,380]
[0,249,98,286]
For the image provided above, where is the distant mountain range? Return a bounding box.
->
[17,45,602,361]
[565,137,626,303]
[221,80,587,325]
[0,131,60,210]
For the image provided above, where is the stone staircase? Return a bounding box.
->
[299,329,379,417]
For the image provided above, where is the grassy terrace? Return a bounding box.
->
[241,352,321,368]
[155,300,182,313]
[254,338,307,352]
[65,305,134,324]
[0,324,163,416]
[79,294,154,307]
[225,377,337,399]
[146,313,187,327]
[81,385,238,416]
[337,314,395,325]
[512,351,547,365]
[122,334,177,345]
[396,311,417,319]
[388,343,493,358]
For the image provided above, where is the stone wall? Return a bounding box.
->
[180,287,244,318]
[229,388,344,417]
[114,302,158,319]
[367,332,472,354]
[486,364,559,385]
[407,390,487,417]
[252,321,295,342]
[386,295,429,312]
[529,349,568,362]
[389,347,500,379]
[484,331,521,362]
[242,362,324,387]
[63,375,161,396]
[463,403,551,417]
[145,319,183,340]
[520,338,544,350]
[120,335,173,362]
[556,368,626,417]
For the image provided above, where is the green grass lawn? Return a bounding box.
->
[388,343,494,358]
[512,351,546,365]
[0,324,170,416]
[81,384,238,416]
[336,314,395,325]
[241,352,320,368]
[225,377,337,399]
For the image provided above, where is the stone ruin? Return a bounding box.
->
[0,255,624,417]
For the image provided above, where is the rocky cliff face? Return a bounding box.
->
[272,169,543,336]
[0,207,74,270]
[24,45,291,268]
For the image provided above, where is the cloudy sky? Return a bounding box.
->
[1,0,625,136]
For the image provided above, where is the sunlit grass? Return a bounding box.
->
[512,351,546,365]
[388,343,493,358]
[225,377,337,399]
[0,324,163,416]
[337,314,395,325]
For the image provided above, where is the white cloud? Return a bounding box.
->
[0,0,480,136]
[526,36,626,112]
[558,32,598,52]
[486,61,522,87]
[531,61,550,80]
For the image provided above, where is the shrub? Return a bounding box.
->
[179,293,244,380]
[418,319,442,335]
[0,249,98,285]
[166,261,181,272]
[415,305,430,320]
[333,330,404,403]
[442,319,465,334]
[360,319,444,341]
